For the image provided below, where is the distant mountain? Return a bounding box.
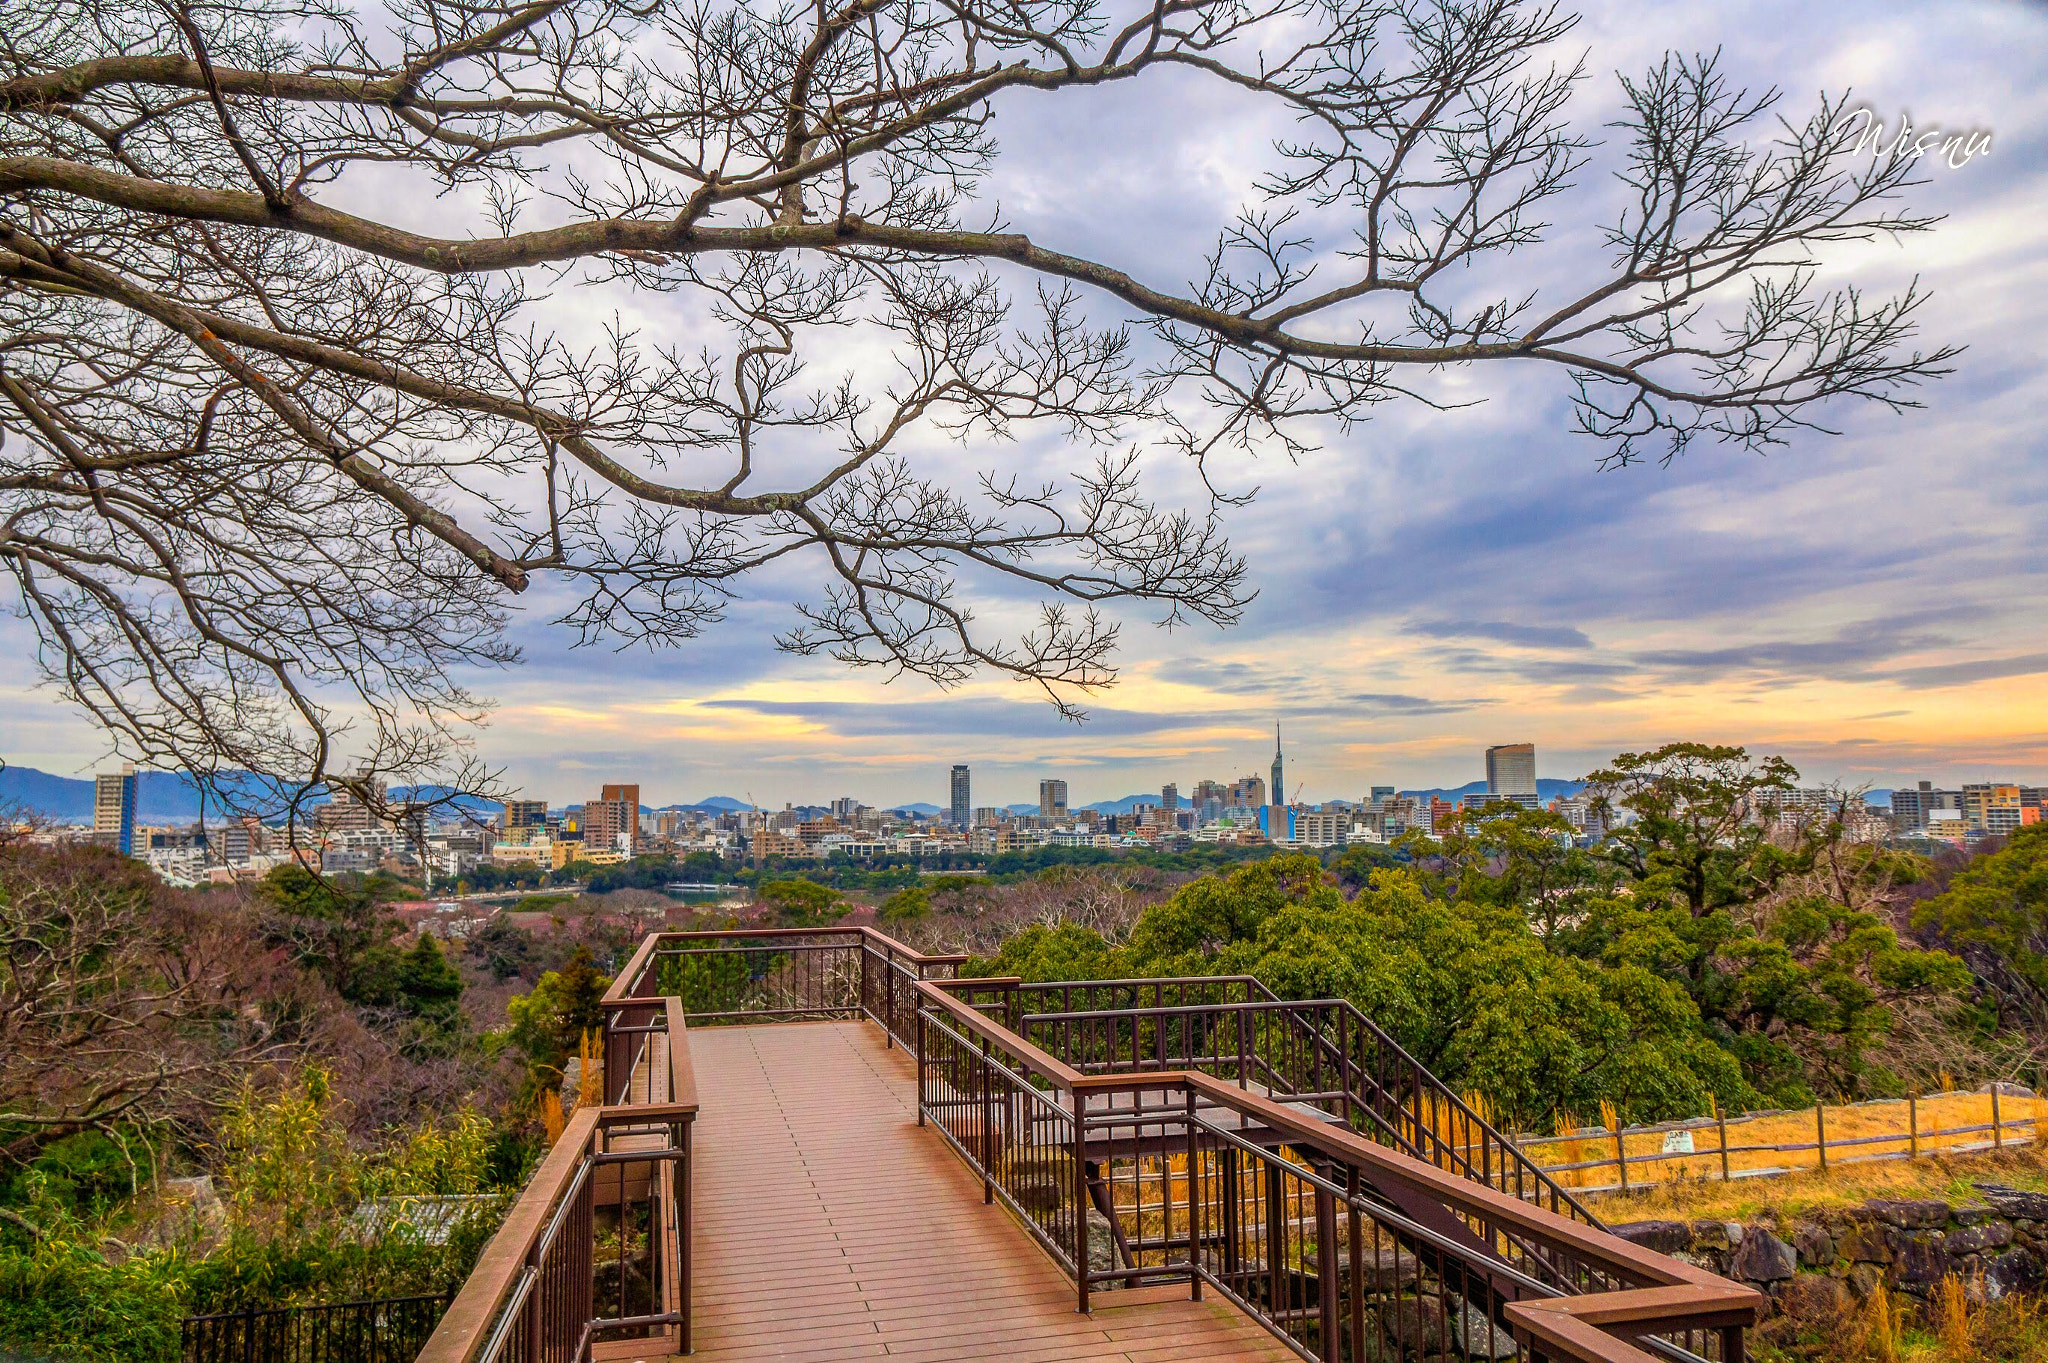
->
[1079,794,1164,815]
[685,796,755,812]
[0,764,323,823]
[1397,778,1586,804]
[887,803,942,816]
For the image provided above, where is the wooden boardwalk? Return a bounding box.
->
[681,1021,1294,1363]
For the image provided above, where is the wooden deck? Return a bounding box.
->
[677,1021,1295,1363]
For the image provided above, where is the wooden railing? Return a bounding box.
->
[991,976,1601,1228]
[416,996,694,1363]
[914,974,1761,1363]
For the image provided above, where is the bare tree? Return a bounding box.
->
[0,845,301,1179]
[0,0,1955,801]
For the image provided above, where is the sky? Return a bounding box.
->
[4,0,2046,809]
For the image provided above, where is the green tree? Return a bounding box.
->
[757,879,847,928]
[1586,743,1807,921]
[877,886,932,926]
[393,934,466,1054]
[974,921,1120,982]
[1207,868,1748,1127]
[506,946,610,1076]
[254,863,399,1000]
[1915,823,2048,1024]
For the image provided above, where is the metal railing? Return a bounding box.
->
[424,926,1758,1363]
[183,1292,450,1363]
[416,994,694,1363]
[914,973,1761,1363]
[986,975,1599,1228]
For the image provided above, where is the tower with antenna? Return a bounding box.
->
[1271,723,1285,809]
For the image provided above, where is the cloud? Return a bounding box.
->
[1347,693,1496,716]
[1405,619,1595,650]
[695,697,1212,740]
[1881,653,2048,689]
[1626,617,1956,683]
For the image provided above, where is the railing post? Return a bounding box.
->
[1185,1084,1202,1302]
[1993,1084,2003,1149]
[885,945,896,1049]
[1074,1104,1091,1314]
[1314,1177,1339,1363]
[1815,1102,1827,1172]
[1718,1105,1732,1183]
[980,1032,995,1204]
[1613,1118,1629,1193]
[1909,1091,1919,1159]
[916,1002,927,1127]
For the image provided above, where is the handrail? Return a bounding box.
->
[910,975,1759,1362]
[422,996,696,1363]
[1011,985,1599,1226]
[420,1106,602,1363]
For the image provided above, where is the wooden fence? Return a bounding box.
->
[1516,1087,2045,1194]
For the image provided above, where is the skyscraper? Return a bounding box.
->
[1039,779,1068,817]
[1161,782,1179,811]
[94,764,136,855]
[950,765,971,828]
[1271,724,1286,805]
[1485,744,1538,798]
[585,783,642,855]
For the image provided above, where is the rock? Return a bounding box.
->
[1842,1263,1883,1300]
[1690,1220,1743,1251]
[1945,1222,2013,1256]
[1975,1183,2048,1222]
[1377,1297,1516,1358]
[1730,1228,1797,1282]
[1779,1274,1846,1322]
[1891,1231,1951,1287]
[1379,1295,1447,1352]
[1986,1248,2043,1298]
[1612,1220,1691,1256]
[1349,1248,1419,1292]
[1452,1304,1518,1360]
[1792,1222,1835,1268]
[1838,1222,1896,1264]
[1951,1204,1995,1227]
[1866,1198,1950,1229]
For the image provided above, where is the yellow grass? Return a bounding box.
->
[1521,1091,2046,1191]
[1586,1139,2048,1225]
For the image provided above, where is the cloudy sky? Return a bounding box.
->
[5,0,2045,809]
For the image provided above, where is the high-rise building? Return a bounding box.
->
[502,798,549,840]
[1890,781,1961,831]
[949,766,971,828]
[1485,744,1537,798]
[584,784,642,856]
[94,764,137,855]
[321,773,389,833]
[1271,725,1286,806]
[1161,782,1179,811]
[1039,779,1068,818]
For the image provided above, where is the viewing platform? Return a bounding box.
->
[419,929,1762,1363]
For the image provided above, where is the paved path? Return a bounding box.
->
[684,1021,1293,1363]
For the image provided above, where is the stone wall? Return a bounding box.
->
[1612,1182,2048,1317]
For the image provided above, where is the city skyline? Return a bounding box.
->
[1,1,2043,810]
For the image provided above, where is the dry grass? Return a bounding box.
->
[1529,1090,2046,1193]
[1757,1273,2048,1363]
[1584,1140,2048,1225]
